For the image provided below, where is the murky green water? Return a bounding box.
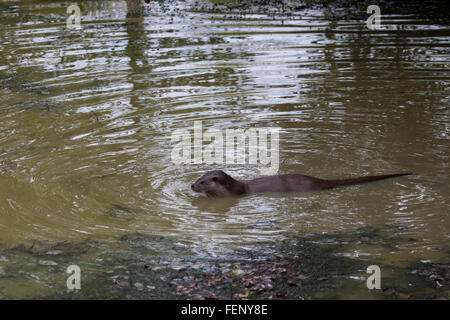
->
[0,0,449,298]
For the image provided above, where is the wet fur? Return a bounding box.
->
[191,170,412,197]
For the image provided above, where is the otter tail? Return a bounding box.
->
[326,173,413,189]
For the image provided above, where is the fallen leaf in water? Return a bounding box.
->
[146,285,156,291]
[151,266,168,271]
[250,280,273,292]
[114,265,127,269]
[243,278,257,287]
[186,282,198,289]
[234,291,249,298]
[316,276,327,281]
[206,278,221,286]
[396,292,410,299]
[232,269,248,276]
[430,274,444,281]
[176,285,195,295]
[382,288,396,295]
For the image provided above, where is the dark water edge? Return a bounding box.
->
[204,0,450,18]
[0,228,448,300]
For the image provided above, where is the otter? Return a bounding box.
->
[191,170,412,197]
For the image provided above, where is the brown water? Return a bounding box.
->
[0,0,449,273]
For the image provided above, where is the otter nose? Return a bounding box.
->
[191,184,195,190]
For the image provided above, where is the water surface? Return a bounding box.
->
[0,0,449,271]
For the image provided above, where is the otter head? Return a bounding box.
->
[191,170,236,197]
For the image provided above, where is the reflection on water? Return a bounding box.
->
[0,0,449,268]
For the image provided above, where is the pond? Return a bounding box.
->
[0,0,448,299]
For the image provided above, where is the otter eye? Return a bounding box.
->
[212,177,218,181]
[200,181,204,184]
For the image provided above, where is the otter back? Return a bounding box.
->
[191,170,412,197]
